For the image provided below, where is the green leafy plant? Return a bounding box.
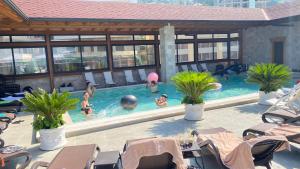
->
[171,72,217,104]
[246,63,292,93]
[21,89,79,131]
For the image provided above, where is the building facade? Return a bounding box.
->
[0,0,299,91]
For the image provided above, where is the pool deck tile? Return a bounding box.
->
[1,103,300,169]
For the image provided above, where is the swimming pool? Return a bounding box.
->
[68,74,260,123]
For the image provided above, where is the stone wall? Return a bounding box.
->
[242,20,300,71]
[16,77,51,92]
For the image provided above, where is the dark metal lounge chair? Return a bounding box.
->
[123,138,176,169]
[243,123,300,144]
[262,109,300,125]
[0,121,8,133]
[0,111,16,123]
[0,138,32,169]
[192,128,286,169]
[30,144,100,169]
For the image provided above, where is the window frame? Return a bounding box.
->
[0,46,49,76]
[51,45,109,74]
[176,42,195,64]
[111,43,156,69]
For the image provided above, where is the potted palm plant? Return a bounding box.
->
[246,63,292,105]
[172,72,217,120]
[22,89,79,151]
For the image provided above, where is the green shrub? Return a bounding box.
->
[21,89,79,131]
[246,63,292,93]
[171,72,217,104]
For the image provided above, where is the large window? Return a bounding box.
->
[80,35,106,41]
[82,46,108,70]
[196,33,239,61]
[52,47,81,72]
[111,35,133,41]
[12,36,45,42]
[177,43,194,63]
[135,45,155,66]
[112,45,155,68]
[0,49,14,75]
[198,43,214,61]
[214,42,228,60]
[0,36,10,42]
[13,48,47,75]
[230,41,239,59]
[134,35,155,41]
[51,35,79,41]
[112,45,135,68]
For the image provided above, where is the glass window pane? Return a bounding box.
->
[13,48,47,74]
[51,35,79,41]
[230,41,239,59]
[82,46,108,70]
[0,49,14,75]
[158,35,176,40]
[214,34,228,39]
[80,35,106,41]
[0,36,10,42]
[214,42,228,60]
[197,34,213,39]
[198,43,213,61]
[177,43,194,63]
[134,35,155,40]
[135,45,155,66]
[177,34,194,39]
[230,33,239,38]
[110,35,133,41]
[52,47,81,72]
[12,36,45,42]
[112,45,135,67]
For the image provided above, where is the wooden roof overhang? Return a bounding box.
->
[0,18,270,34]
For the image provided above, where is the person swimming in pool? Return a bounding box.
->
[81,91,92,115]
[155,94,168,107]
[146,81,158,93]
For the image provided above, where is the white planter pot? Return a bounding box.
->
[184,104,204,121]
[39,126,66,151]
[258,91,278,105]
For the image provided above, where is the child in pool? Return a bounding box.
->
[146,81,158,93]
[155,94,168,107]
[81,91,92,115]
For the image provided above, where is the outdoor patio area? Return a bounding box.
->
[2,103,300,169]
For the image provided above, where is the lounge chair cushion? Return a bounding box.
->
[267,109,299,118]
[121,137,186,169]
[196,127,289,169]
[47,144,98,169]
[246,123,300,144]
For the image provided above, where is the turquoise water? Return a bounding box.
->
[69,74,260,123]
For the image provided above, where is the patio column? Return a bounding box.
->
[159,24,176,83]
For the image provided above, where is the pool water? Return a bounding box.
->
[69,74,260,123]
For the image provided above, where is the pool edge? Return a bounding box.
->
[64,93,259,138]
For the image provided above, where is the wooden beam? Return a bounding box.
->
[0,2,24,22]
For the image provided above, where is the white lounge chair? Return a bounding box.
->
[200,63,208,72]
[138,69,147,82]
[103,71,116,86]
[191,64,199,72]
[263,83,300,113]
[124,70,136,84]
[180,65,189,71]
[84,72,99,86]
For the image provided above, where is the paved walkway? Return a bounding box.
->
[2,103,300,169]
